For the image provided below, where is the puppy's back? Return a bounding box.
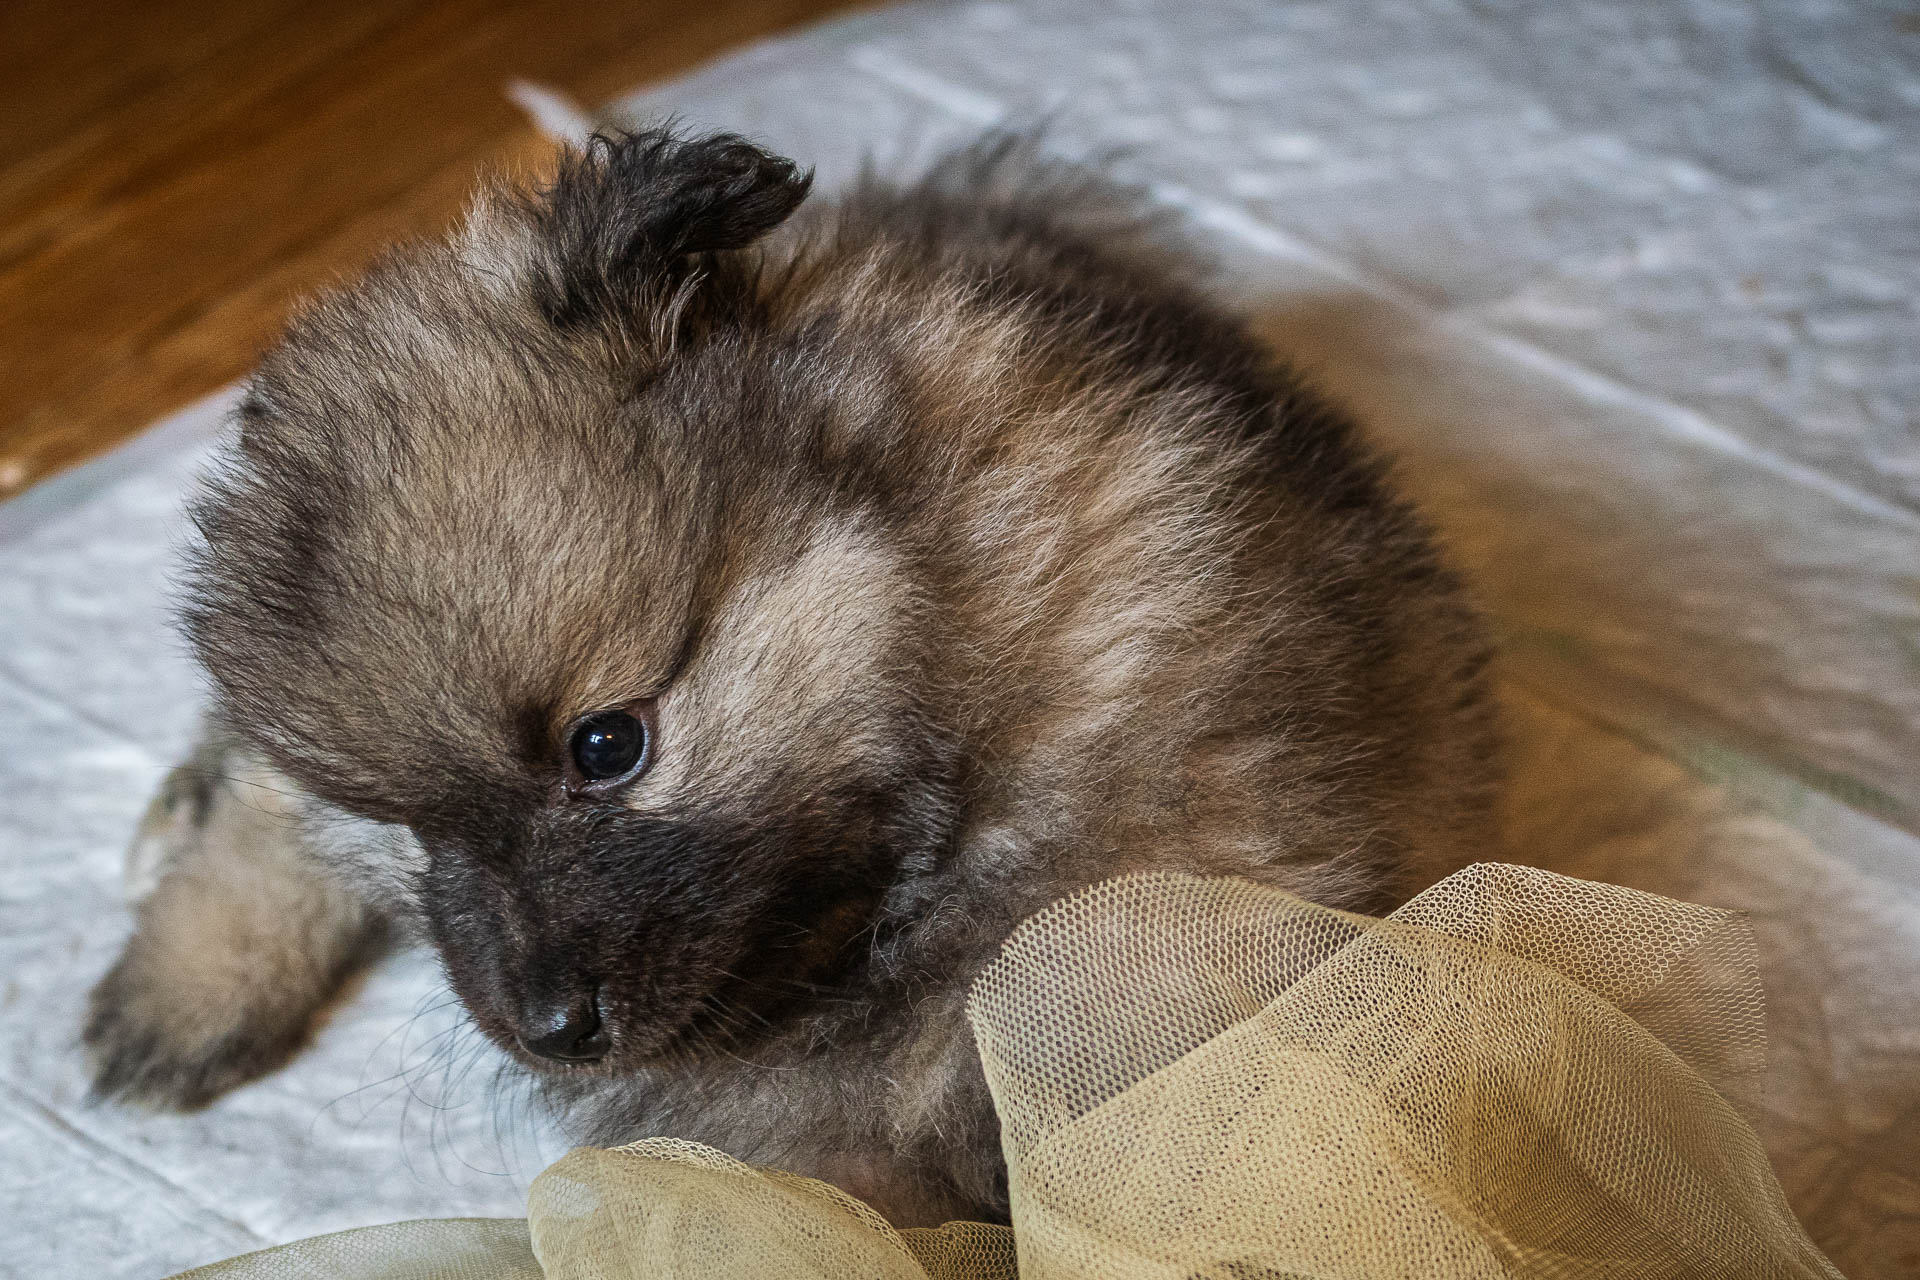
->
[761,141,1501,918]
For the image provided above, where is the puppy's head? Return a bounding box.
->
[187,130,958,1071]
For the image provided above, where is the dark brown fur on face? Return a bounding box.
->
[85,127,1500,1226]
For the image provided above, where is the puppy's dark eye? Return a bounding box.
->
[570,710,649,783]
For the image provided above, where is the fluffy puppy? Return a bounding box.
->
[85,128,1500,1226]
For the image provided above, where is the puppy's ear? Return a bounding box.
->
[523,127,812,330]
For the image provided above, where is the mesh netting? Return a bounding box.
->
[969,864,1812,1279]
[178,1219,542,1279]
[526,1140,1017,1280]
[174,864,1842,1279]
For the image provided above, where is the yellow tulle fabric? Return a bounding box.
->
[182,865,1843,1279]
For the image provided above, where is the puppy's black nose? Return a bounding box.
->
[517,990,610,1063]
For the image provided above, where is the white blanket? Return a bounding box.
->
[3,2,1916,1275]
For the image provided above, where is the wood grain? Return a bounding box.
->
[0,0,863,497]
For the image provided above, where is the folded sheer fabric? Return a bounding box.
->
[182,864,1843,1279]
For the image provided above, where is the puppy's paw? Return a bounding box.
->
[84,944,312,1110]
[85,742,383,1110]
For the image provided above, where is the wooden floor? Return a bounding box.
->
[0,0,863,498]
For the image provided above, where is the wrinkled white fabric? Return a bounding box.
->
[2,2,1916,1276]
